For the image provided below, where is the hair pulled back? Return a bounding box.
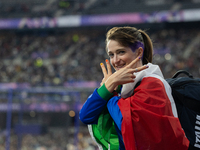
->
[106,26,153,65]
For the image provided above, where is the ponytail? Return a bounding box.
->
[138,29,153,65]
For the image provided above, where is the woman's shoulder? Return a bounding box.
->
[134,70,167,91]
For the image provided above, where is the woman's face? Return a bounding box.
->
[107,40,138,71]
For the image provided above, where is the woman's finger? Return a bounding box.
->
[126,56,141,68]
[105,59,112,75]
[100,63,108,76]
[130,73,136,79]
[134,65,149,73]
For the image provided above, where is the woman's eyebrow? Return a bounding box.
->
[108,48,126,53]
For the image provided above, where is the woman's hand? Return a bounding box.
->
[100,59,112,86]
[101,57,148,93]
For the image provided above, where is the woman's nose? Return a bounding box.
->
[113,55,120,63]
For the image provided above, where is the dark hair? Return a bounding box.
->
[106,26,153,64]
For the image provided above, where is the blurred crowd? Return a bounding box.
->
[0,29,106,86]
[0,0,120,18]
[151,27,200,78]
[0,127,98,150]
[0,0,197,19]
[0,26,200,87]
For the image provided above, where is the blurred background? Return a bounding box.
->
[0,0,200,149]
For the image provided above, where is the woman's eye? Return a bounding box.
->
[108,54,114,58]
[119,51,125,54]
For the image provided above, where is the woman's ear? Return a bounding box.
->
[136,47,144,57]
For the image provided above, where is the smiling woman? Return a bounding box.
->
[79,26,189,150]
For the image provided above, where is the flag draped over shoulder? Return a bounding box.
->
[118,77,189,150]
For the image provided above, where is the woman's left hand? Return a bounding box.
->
[104,57,148,92]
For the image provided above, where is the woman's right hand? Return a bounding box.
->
[100,59,113,86]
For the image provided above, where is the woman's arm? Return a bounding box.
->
[79,84,114,124]
[107,96,123,131]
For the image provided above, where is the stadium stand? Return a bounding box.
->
[0,0,200,150]
[0,25,199,86]
[1,0,200,18]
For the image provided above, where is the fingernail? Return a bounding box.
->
[100,63,103,66]
[146,65,149,68]
[106,59,108,62]
[138,56,141,59]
